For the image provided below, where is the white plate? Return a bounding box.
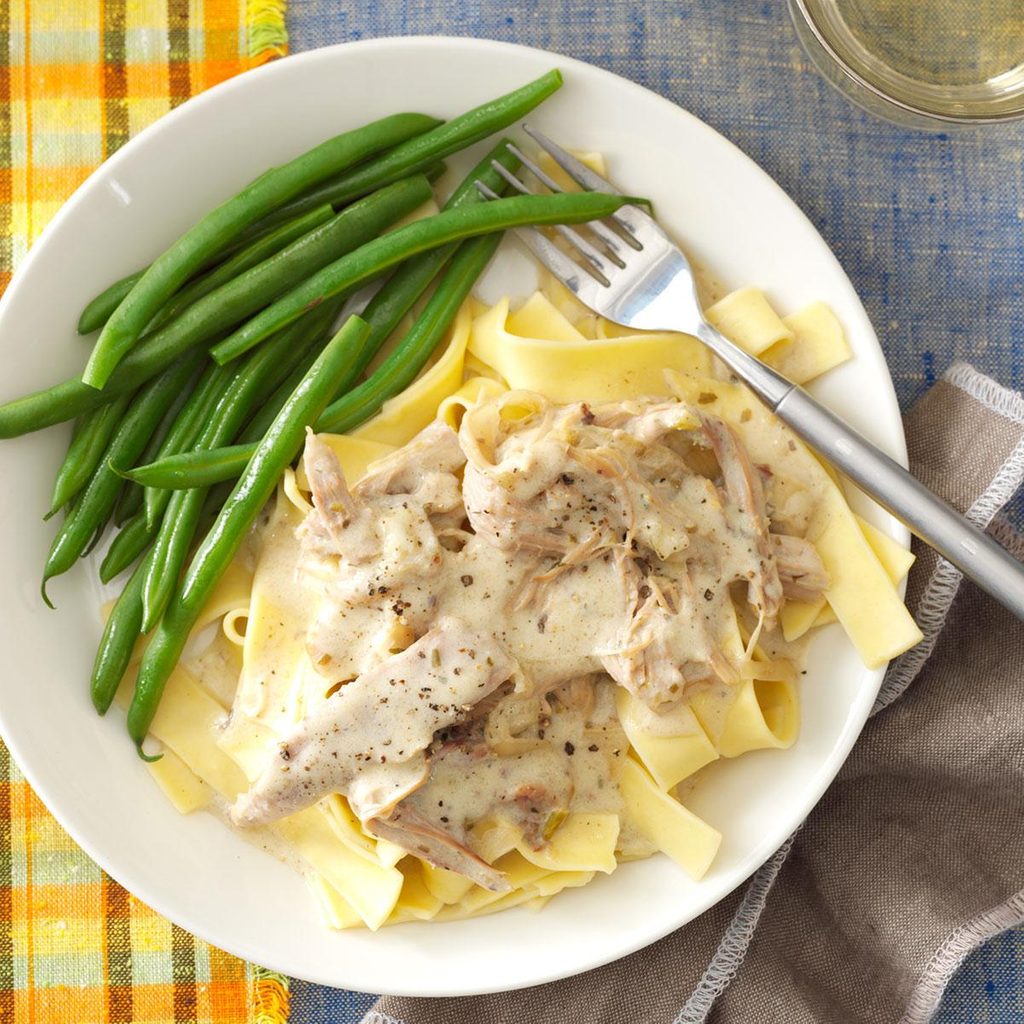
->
[0,37,907,996]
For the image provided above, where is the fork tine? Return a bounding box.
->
[522,124,646,247]
[505,144,631,261]
[489,160,533,195]
[554,225,616,279]
[489,161,617,278]
[474,180,502,200]
[554,225,614,281]
[521,125,620,194]
[473,177,608,298]
[505,143,565,194]
[512,225,608,300]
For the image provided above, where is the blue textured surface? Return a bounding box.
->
[285,3,1024,1020]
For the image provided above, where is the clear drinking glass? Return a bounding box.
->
[788,0,1024,128]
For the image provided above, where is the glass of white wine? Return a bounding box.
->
[789,0,1024,127]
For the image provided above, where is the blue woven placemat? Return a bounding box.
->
[286,3,1024,1020]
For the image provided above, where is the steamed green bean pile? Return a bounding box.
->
[0,70,632,752]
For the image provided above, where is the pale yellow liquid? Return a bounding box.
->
[838,0,1023,87]
[800,0,1024,119]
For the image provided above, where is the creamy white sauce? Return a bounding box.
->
[229,393,825,881]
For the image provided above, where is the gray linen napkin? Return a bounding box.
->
[364,362,1024,1024]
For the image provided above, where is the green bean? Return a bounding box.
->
[130,321,316,530]
[144,204,336,334]
[123,238,469,487]
[230,146,515,445]
[123,321,364,493]
[0,371,131,441]
[251,302,348,411]
[261,71,562,225]
[347,139,522,375]
[199,480,234,530]
[83,114,440,389]
[126,299,345,493]
[237,348,319,447]
[127,316,371,749]
[100,510,156,583]
[77,207,332,337]
[110,367,250,565]
[77,206,333,337]
[110,394,177,527]
[140,492,198,629]
[143,362,235,527]
[140,312,328,629]
[295,142,519,418]
[78,209,330,340]
[114,440,162,526]
[235,296,348,442]
[112,477,144,528]
[211,190,627,366]
[0,176,433,439]
[47,393,131,516]
[138,175,428,377]
[80,520,108,559]
[421,162,448,189]
[91,552,149,714]
[40,352,202,606]
[78,272,144,335]
[116,445,249,490]
[128,144,523,493]
[231,160,447,252]
[325,234,502,431]
[198,146,512,454]
[126,231,506,490]
[93,474,238,710]
[93,468,231,724]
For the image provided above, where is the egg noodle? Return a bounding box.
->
[108,260,922,931]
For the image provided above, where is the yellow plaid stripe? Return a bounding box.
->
[0,2,288,1020]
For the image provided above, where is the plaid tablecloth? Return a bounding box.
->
[282,2,1024,1022]
[0,4,291,1022]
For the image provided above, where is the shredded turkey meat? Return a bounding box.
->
[230,390,829,885]
[231,619,518,828]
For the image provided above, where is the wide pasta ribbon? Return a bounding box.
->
[144,277,920,932]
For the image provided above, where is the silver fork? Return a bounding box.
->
[476,125,1024,620]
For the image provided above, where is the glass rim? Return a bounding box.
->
[791,0,1024,125]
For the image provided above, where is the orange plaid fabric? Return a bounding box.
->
[0,3,290,1021]
[0,0,287,293]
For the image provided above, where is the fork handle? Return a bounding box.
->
[695,321,1024,619]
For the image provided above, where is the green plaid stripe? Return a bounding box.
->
[104,873,134,1022]
[167,0,190,109]
[101,0,128,157]
[172,923,198,1023]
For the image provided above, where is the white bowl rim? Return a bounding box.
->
[0,35,908,996]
